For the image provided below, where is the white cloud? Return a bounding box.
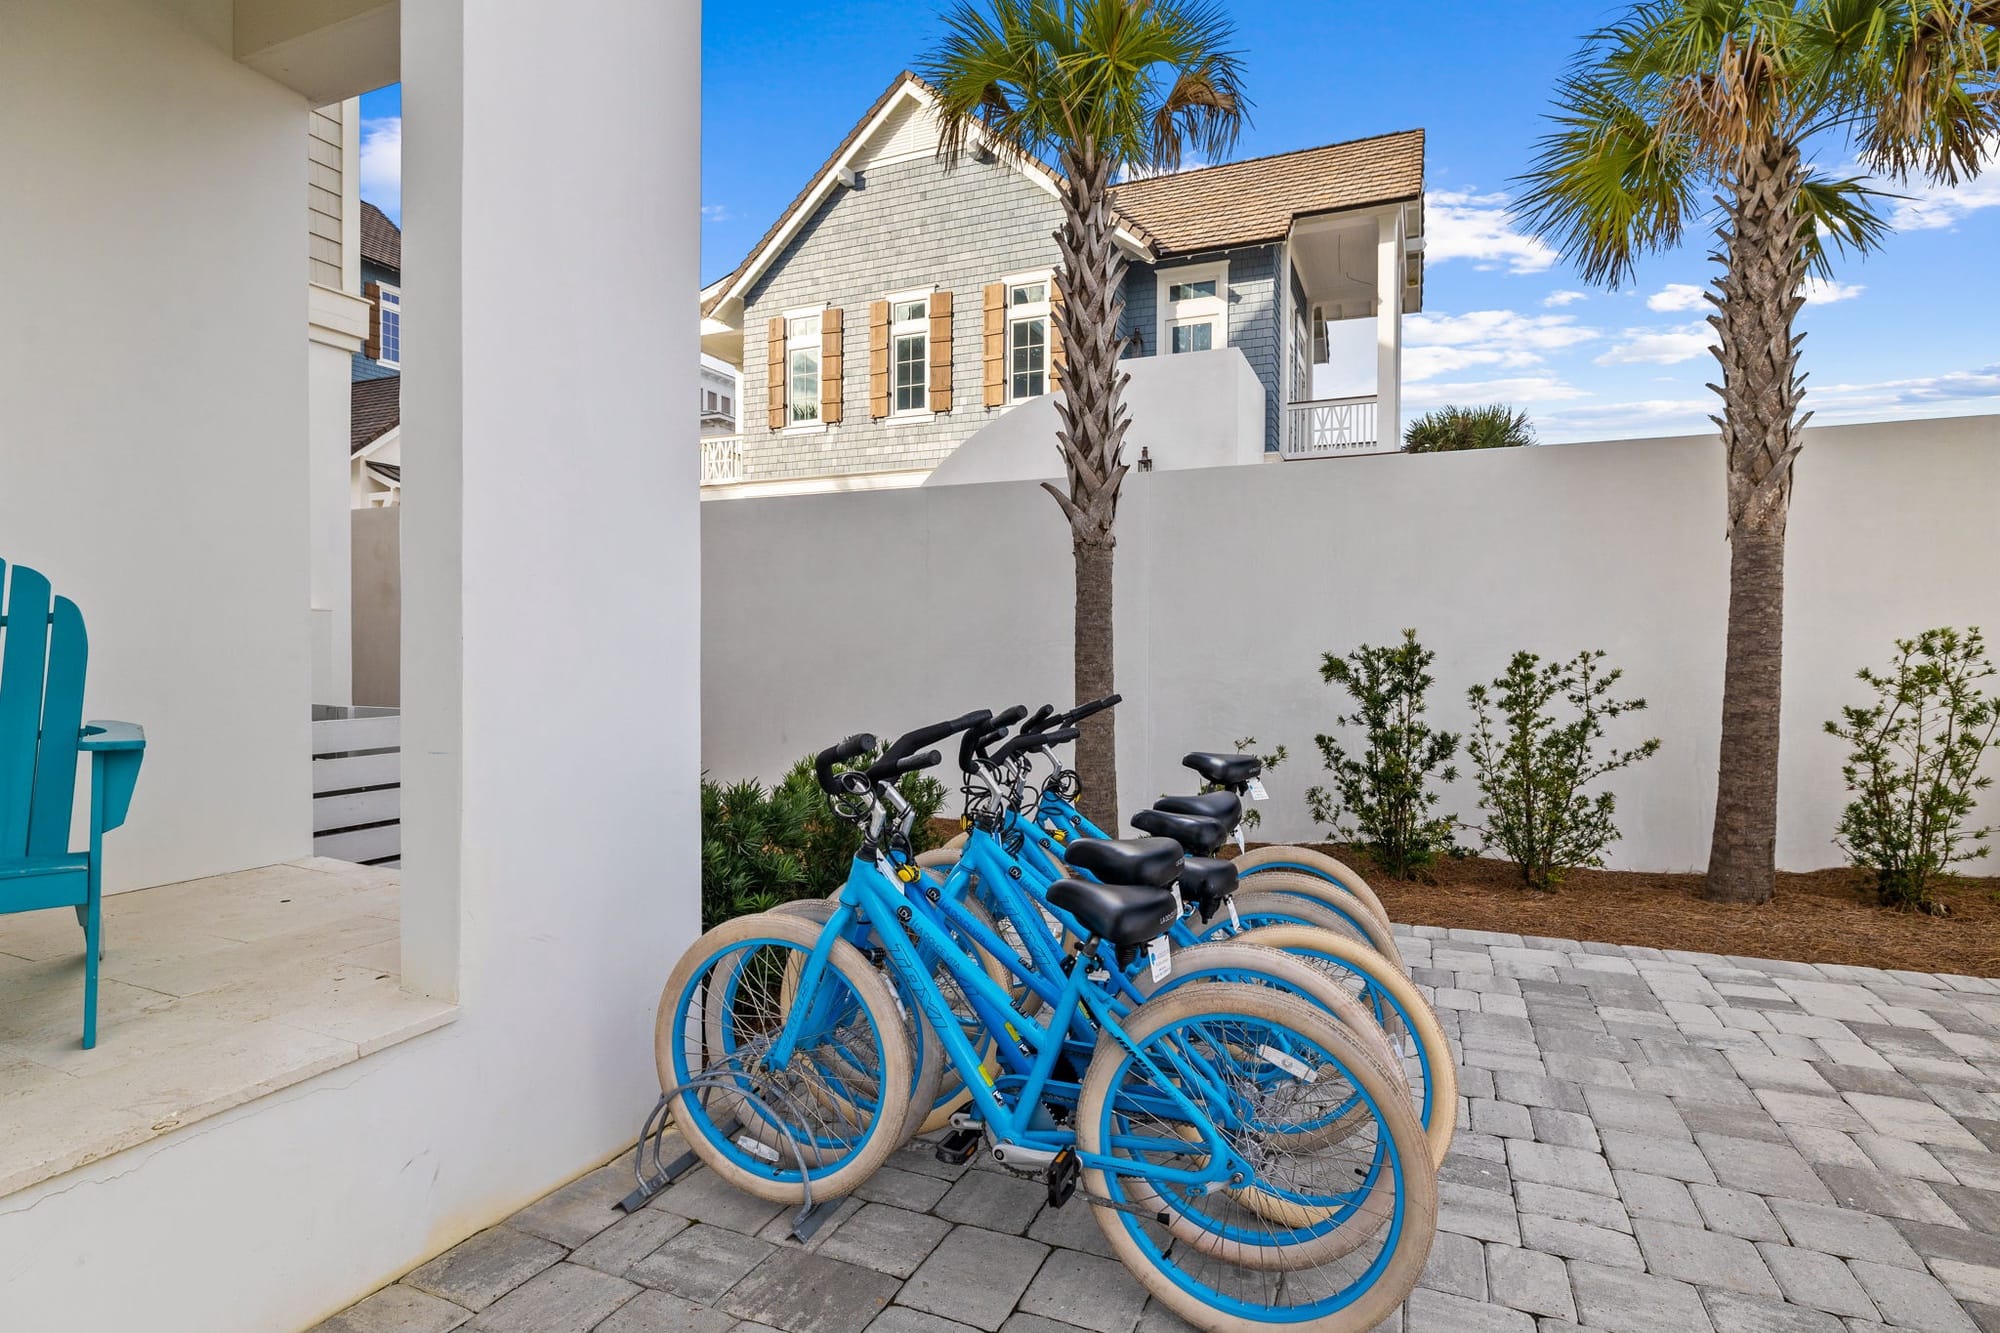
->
[1596,322,1714,366]
[1424,189,1559,274]
[1542,290,1587,307]
[1802,277,1864,305]
[1404,375,1590,409]
[1809,363,2000,414]
[1647,283,1710,312]
[1403,309,1599,383]
[1886,147,2000,231]
[358,116,401,222]
[1539,398,1717,441]
[701,203,734,224]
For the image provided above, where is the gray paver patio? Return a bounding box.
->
[315,928,2000,1333]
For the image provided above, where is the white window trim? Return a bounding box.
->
[1003,270,1054,405]
[1155,261,1227,357]
[782,305,827,435]
[887,288,934,418]
[375,281,402,370]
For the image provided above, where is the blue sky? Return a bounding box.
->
[359,0,2000,442]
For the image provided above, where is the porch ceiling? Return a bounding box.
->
[1290,217,1381,309]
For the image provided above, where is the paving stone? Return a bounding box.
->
[593,1289,736,1333]
[1814,1163,1965,1226]
[310,1284,471,1333]
[1531,1105,1601,1151]
[1755,1090,1870,1133]
[1691,1185,1786,1242]
[1475,1097,1537,1140]
[818,1203,953,1280]
[1854,1133,1954,1183]
[1520,1214,1643,1269]
[627,1223,776,1304]
[932,1169,1048,1235]
[1784,1125,1872,1171]
[855,1166,956,1213]
[568,1207,692,1277]
[1842,1092,1988,1150]
[1442,1148,1515,1194]
[1403,1288,1535,1332]
[899,1226,1049,1332]
[1016,1250,1149,1333]
[1937,1148,2000,1193]
[1617,1171,1703,1228]
[1700,1289,1845,1333]
[1757,1244,1882,1319]
[1132,1304,1199,1333]
[1602,1129,1717,1185]
[1024,1198,1116,1258]
[1517,1181,1634,1233]
[1933,1259,2000,1309]
[1440,1178,1523,1244]
[719,1248,901,1333]
[507,1158,633,1247]
[1568,1260,1715,1333]
[877,1311,984,1333]
[1698,1134,1836,1203]
[1894,1217,2000,1271]
[1509,1139,1619,1198]
[1767,1199,1924,1270]
[1677,1102,1789,1145]
[1848,1259,1980,1332]
[406,1227,567,1313]
[656,1167,790,1235]
[1934,1181,2000,1233]
[1632,1220,1781,1297]
[467,1263,638,1333]
[1495,1071,1589,1113]
[1487,1244,1575,1321]
[1417,1229,1488,1299]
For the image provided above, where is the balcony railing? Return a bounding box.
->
[701,434,743,486]
[1282,396,1392,460]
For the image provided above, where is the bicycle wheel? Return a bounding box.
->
[1232,923,1457,1168]
[1234,846,1392,933]
[1077,985,1436,1331]
[1221,884,1407,976]
[655,912,913,1203]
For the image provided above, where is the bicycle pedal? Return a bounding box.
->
[1044,1145,1080,1209]
[935,1128,982,1166]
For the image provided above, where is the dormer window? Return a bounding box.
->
[365,281,401,369]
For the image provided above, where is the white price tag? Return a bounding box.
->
[1244,777,1269,801]
[1226,898,1241,932]
[1148,935,1172,982]
[1170,885,1185,918]
[1258,1045,1317,1083]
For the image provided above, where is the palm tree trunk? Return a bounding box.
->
[1043,141,1131,832]
[1704,140,1808,905]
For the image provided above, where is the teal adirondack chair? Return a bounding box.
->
[0,560,145,1049]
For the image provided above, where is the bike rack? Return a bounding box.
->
[615,1073,843,1243]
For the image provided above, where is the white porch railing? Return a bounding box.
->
[1282,396,1392,460]
[701,434,743,485]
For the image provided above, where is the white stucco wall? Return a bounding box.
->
[0,0,310,891]
[705,415,2000,873]
[0,4,702,1331]
[924,346,1269,487]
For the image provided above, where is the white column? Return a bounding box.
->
[401,0,701,1002]
[1376,209,1404,449]
[307,285,371,705]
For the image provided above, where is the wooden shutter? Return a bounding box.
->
[982,282,1006,407]
[364,281,383,360]
[869,300,891,419]
[928,290,953,413]
[821,307,844,425]
[1050,277,1067,390]
[765,316,786,431]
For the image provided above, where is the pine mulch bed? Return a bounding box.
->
[1310,845,2000,978]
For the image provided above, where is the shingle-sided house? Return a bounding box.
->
[352,199,402,506]
[698,71,1425,493]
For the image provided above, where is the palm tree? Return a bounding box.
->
[1404,404,1537,452]
[1517,0,1997,903]
[920,0,1246,830]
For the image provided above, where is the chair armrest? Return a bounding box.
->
[79,721,146,752]
[81,722,146,834]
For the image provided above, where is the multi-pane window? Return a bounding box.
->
[1167,278,1217,303]
[376,283,401,368]
[1158,264,1225,355]
[1007,277,1050,401]
[890,296,929,413]
[787,313,821,424]
[1168,321,1213,354]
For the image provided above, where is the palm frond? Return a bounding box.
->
[1795,171,1894,276]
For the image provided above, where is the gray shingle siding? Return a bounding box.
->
[1122,243,1285,451]
[740,154,1066,482]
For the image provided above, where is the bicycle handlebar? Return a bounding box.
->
[959,704,1027,774]
[867,710,990,783]
[991,723,1080,764]
[815,732,878,794]
[1061,694,1122,727]
[1020,704,1059,736]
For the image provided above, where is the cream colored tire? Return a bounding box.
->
[1230,879,1408,975]
[656,912,913,1203]
[1235,844,1392,931]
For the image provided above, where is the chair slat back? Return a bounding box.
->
[28,597,88,857]
[0,562,55,857]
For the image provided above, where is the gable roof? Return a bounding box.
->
[352,374,399,454]
[360,200,400,273]
[703,72,1425,322]
[1110,129,1425,255]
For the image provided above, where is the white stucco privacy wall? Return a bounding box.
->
[0,0,310,890]
[705,415,2000,873]
[0,4,702,1331]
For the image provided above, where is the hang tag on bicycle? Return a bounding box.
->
[735,1134,781,1163]
[1170,885,1184,919]
[1244,777,1269,802]
[1148,935,1172,982]
[1226,898,1241,932]
[1257,1044,1317,1083]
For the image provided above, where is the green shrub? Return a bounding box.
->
[1203,736,1288,832]
[1404,404,1534,453]
[1464,650,1661,892]
[700,750,946,930]
[1826,627,2000,913]
[1306,630,1459,877]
